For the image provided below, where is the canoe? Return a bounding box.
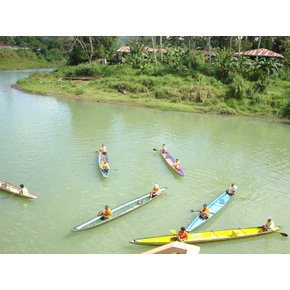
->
[98,151,109,177]
[160,149,184,176]
[73,187,166,231]
[129,226,281,246]
[0,179,37,199]
[186,191,233,232]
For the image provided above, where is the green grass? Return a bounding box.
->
[0,49,63,70]
[16,63,290,119]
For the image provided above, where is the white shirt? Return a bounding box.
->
[229,185,237,193]
[21,187,29,196]
[266,220,275,230]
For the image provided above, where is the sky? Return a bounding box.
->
[1,0,289,36]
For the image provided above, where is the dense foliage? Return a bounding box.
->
[1,36,289,118]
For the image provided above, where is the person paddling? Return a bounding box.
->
[150,184,160,198]
[20,184,29,196]
[262,217,275,231]
[226,183,237,195]
[101,160,110,173]
[177,227,189,242]
[172,158,180,170]
[199,203,210,220]
[160,144,167,154]
[99,144,107,155]
[98,205,113,221]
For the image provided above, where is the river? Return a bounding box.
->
[0,69,290,254]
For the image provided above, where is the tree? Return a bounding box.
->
[256,36,262,61]
[68,36,117,64]
[151,36,157,67]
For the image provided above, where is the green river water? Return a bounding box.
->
[0,69,290,254]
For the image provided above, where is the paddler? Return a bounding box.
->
[226,183,237,195]
[101,160,110,172]
[160,144,167,154]
[262,217,275,231]
[20,184,29,196]
[172,158,180,170]
[99,144,107,155]
[149,184,160,198]
[199,203,210,220]
[98,205,113,220]
[177,226,189,242]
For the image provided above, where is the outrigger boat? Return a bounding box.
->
[186,191,233,232]
[130,226,282,246]
[0,179,37,199]
[73,187,166,231]
[160,149,184,176]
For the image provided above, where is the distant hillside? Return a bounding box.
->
[0,49,63,70]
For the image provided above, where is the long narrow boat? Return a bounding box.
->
[0,179,37,199]
[160,149,184,176]
[98,151,110,177]
[186,191,233,232]
[129,226,281,246]
[73,187,166,231]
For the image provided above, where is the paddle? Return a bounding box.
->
[191,209,201,213]
[153,148,158,151]
[1,184,18,199]
[278,232,288,237]
[170,229,177,235]
[1,193,16,199]
[191,209,215,214]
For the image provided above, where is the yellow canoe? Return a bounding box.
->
[130,226,281,246]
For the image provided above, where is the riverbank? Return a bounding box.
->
[16,64,290,119]
[0,50,64,70]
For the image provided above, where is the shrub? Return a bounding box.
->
[108,81,149,94]
[154,86,177,99]
[227,75,251,100]
[75,88,85,95]
[282,101,290,118]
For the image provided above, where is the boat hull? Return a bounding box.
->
[186,191,233,232]
[73,188,166,231]
[0,179,37,199]
[160,149,184,176]
[130,226,281,246]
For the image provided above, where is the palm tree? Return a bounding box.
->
[256,36,262,61]
[238,36,242,57]
[160,36,163,65]
[151,36,158,67]
[207,36,212,65]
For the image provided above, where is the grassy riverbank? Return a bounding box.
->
[17,63,290,118]
[0,50,63,70]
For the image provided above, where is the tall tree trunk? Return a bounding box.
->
[208,36,212,65]
[229,36,232,52]
[151,36,157,67]
[88,36,93,63]
[160,36,163,65]
[75,36,94,63]
[238,36,242,57]
[256,36,262,61]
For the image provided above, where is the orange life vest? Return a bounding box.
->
[178,230,188,240]
[104,209,112,218]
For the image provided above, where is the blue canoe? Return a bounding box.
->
[98,151,110,177]
[185,191,233,232]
